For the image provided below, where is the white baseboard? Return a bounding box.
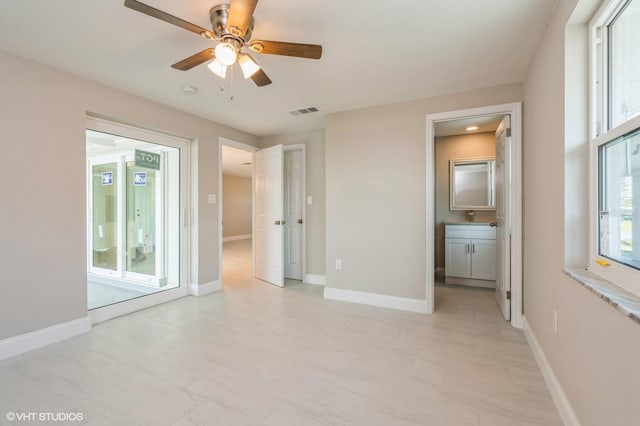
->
[190,280,222,296]
[303,274,326,286]
[323,287,429,314]
[0,317,91,361]
[523,316,580,426]
[222,234,252,242]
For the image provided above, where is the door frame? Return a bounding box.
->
[218,137,258,285]
[426,102,523,328]
[283,144,307,281]
[86,116,191,324]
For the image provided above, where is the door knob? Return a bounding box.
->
[298,219,303,224]
[490,222,497,227]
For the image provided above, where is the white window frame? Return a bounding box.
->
[589,0,640,296]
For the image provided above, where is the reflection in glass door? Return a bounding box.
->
[91,162,120,273]
[126,162,161,280]
[87,127,183,311]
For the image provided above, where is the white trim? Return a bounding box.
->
[303,274,326,285]
[0,317,91,361]
[523,317,581,426]
[426,102,523,327]
[190,280,222,296]
[324,287,429,314]
[222,234,252,242]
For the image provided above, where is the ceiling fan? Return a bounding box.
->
[123,0,323,87]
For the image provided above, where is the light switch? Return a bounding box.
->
[208,194,217,204]
[307,196,313,205]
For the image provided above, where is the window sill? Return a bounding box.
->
[563,267,640,325]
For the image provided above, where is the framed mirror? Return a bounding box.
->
[450,158,495,210]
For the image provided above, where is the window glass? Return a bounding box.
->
[598,127,640,270]
[609,0,640,129]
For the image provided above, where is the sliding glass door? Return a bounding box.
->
[86,121,188,313]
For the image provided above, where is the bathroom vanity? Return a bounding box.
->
[444,223,496,288]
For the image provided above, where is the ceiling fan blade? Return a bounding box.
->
[251,68,272,87]
[227,0,258,39]
[171,48,215,71]
[124,0,216,40]
[248,40,322,59]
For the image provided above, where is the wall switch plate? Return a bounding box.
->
[335,259,342,270]
[208,194,217,204]
[552,309,558,335]
[307,196,313,205]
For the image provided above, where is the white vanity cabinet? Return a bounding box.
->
[445,224,496,288]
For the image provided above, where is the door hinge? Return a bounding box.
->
[506,291,512,300]
[506,128,512,138]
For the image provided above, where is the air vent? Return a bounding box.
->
[289,106,320,116]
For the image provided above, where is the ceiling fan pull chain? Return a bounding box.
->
[230,65,235,101]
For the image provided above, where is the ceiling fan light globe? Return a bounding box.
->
[207,59,227,78]
[239,54,261,79]
[215,42,237,66]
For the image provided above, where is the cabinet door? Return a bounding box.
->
[445,238,471,278]
[471,239,496,280]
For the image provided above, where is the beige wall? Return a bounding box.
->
[325,83,522,299]
[260,129,325,276]
[523,0,640,424]
[434,132,496,270]
[0,50,258,340]
[222,175,252,238]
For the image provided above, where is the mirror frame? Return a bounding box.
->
[449,157,496,211]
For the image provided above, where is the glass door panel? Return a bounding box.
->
[126,162,157,277]
[92,163,118,271]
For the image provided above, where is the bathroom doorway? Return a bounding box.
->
[426,103,523,327]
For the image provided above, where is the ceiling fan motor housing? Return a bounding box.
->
[209,4,254,42]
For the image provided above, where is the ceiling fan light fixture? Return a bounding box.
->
[215,42,237,66]
[207,59,227,78]
[239,54,261,79]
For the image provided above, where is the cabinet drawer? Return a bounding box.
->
[445,224,495,240]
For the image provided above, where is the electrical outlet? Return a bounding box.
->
[335,259,343,270]
[552,309,558,335]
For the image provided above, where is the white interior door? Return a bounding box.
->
[284,150,303,280]
[255,144,284,287]
[495,116,511,320]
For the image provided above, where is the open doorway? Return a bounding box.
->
[433,115,504,315]
[220,141,256,288]
[426,103,523,328]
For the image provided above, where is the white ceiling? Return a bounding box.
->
[222,145,253,177]
[434,115,505,137]
[0,0,557,137]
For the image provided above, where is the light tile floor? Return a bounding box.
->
[0,239,561,425]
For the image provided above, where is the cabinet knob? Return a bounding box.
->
[490,222,497,227]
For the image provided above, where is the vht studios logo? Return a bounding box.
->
[5,411,84,422]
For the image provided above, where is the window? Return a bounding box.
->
[590,0,640,295]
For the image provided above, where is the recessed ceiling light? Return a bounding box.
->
[182,85,198,94]
[466,126,479,131]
